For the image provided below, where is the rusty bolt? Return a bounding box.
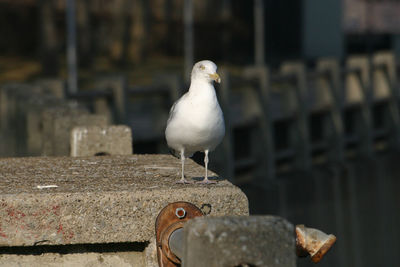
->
[175,207,186,219]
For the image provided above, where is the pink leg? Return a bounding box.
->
[197,150,216,184]
[176,149,193,184]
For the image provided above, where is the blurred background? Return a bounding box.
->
[1,0,400,266]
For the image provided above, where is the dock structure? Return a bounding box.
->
[0,154,249,266]
[0,51,399,267]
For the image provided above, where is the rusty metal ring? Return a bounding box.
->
[160,221,185,264]
[155,201,204,267]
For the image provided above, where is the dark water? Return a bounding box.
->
[240,151,400,267]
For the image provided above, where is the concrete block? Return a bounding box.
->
[0,83,33,131]
[0,131,16,157]
[270,62,305,120]
[0,85,9,130]
[182,216,296,267]
[17,95,63,155]
[372,51,396,100]
[280,61,308,110]
[216,68,235,180]
[41,105,110,156]
[345,55,374,156]
[0,251,144,267]
[0,154,249,247]
[0,80,63,149]
[34,78,66,99]
[0,83,50,155]
[41,105,90,156]
[312,58,338,109]
[242,66,276,182]
[70,125,133,157]
[0,85,18,153]
[94,75,127,123]
[53,114,110,156]
[316,58,342,91]
[371,51,400,147]
[94,97,113,124]
[280,61,311,171]
[316,58,345,162]
[345,55,370,104]
[26,97,64,155]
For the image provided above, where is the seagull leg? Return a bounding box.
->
[197,150,216,184]
[176,149,193,184]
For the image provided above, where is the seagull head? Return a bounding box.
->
[191,60,221,84]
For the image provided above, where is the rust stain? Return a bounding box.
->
[32,207,52,217]
[52,205,60,216]
[0,227,7,238]
[66,231,74,240]
[6,208,26,219]
[57,224,63,234]
[56,223,74,242]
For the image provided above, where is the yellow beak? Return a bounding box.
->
[209,73,221,83]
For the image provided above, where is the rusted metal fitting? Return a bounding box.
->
[155,202,203,267]
[295,224,337,263]
[175,207,186,219]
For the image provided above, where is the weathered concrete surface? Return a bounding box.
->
[0,154,249,246]
[0,251,144,267]
[183,216,296,267]
[70,125,132,157]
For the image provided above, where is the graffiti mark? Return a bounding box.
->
[0,203,75,243]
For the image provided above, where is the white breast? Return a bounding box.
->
[165,81,225,157]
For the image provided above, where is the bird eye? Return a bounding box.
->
[199,65,205,70]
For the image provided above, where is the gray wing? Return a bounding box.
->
[166,93,189,158]
[167,101,178,125]
[167,101,181,159]
[167,93,187,125]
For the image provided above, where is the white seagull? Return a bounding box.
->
[165,60,225,184]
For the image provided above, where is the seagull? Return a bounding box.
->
[165,60,225,184]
